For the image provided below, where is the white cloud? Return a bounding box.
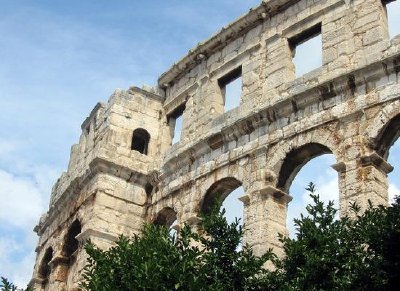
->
[287,174,339,237]
[0,165,56,287]
[0,236,22,262]
[0,170,46,230]
[0,234,36,289]
[0,140,20,156]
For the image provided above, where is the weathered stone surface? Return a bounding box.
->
[31,0,400,289]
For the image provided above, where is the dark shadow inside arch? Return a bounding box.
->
[38,247,53,281]
[277,143,332,192]
[63,219,81,263]
[153,207,177,229]
[374,114,400,160]
[201,177,242,214]
[131,128,151,155]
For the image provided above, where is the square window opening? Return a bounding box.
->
[218,67,242,111]
[168,104,185,145]
[384,0,400,38]
[289,24,322,78]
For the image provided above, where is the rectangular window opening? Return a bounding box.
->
[168,104,185,145]
[218,66,242,111]
[384,0,400,39]
[289,24,322,78]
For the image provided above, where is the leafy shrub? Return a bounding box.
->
[81,183,400,290]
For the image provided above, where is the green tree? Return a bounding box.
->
[0,277,18,291]
[271,183,400,290]
[0,277,32,291]
[80,203,272,291]
[81,183,400,290]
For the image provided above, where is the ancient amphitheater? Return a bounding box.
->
[30,0,400,289]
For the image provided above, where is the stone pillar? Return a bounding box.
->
[340,152,392,214]
[332,161,348,217]
[264,35,296,97]
[49,255,69,290]
[350,0,390,67]
[241,185,292,258]
[28,277,45,291]
[29,254,68,291]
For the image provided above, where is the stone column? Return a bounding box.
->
[241,185,292,258]
[28,278,45,291]
[264,35,296,97]
[48,255,69,290]
[339,152,392,214]
[29,253,68,291]
[350,0,390,67]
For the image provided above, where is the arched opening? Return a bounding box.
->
[375,114,400,160]
[153,207,178,237]
[63,219,81,263]
[277,143,338,238]
[201,177,244,225]
[154,207,177,229]
[38,247,53,282]
[388,141,400,203]
[375,114,400,203]
[277,143,332,192]
[131,128,150,155]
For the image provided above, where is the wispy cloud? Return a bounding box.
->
[0,160,59,285]
[0,170,46,229]
[0,234,36,288]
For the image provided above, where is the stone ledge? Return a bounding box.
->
[161,50,400,179]
[158,0,300,86]
[359,152,394,174]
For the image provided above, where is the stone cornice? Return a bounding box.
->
[35,156,150,236]
[158,0,300,87]
[359,152,394,174]
[160,51,400,181]
[76,228,119,243]
[128,86,164,102]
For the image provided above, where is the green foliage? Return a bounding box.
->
[81,183,400,291]
[0,277,32,291]
[80,202,273,291]
[0,277,17,291]
[81,225,201,290]
[272,183,400,290]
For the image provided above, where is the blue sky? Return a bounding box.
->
[0,0,399,287]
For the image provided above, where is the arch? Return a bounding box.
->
[153,207,177,228]
[198,161,251,196]
[365,99,400,156]
[201,177,242,214]
[268,124,341,176]
[38,247,53,281]
[131,128,151,155]
[277,143,333,193]
[63,219,81,261]
[374,113,400,160]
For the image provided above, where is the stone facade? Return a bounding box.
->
[31,0,400,289]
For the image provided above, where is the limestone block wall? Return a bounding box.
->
[151,0,400,255]
[32,0,400,289]
[31,87,166,290]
